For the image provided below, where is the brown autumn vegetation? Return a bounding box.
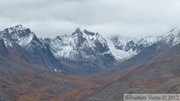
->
[0,66,124,101]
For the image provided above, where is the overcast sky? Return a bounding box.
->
[0,0,180,38]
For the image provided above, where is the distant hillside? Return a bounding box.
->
[86,43,180,101]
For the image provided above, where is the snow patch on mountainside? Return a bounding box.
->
[106,38,135,61]
[17,33,34,47]
[137,36,161,47]
[108,35,162,61]
[161,28,180,46]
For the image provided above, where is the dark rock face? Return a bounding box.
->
[0,39,8,57]
[84,29,95,36]
[93,37,115,66]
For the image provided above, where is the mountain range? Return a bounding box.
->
[0,25,167,74]
[0,25,180,101]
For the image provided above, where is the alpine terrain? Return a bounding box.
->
[0,25,180,101]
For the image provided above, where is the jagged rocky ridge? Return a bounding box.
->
[110,35,161,60]
[1,25,180,73]
[42,28,115,66]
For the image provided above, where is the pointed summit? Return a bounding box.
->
[72,27,83,35]
[75,27,81,33]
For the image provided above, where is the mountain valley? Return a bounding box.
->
[0,25,180,101]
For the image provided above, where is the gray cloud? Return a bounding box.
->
[0,0,180,38]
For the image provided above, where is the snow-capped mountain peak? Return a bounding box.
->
[4,24,26,33]
[0,25,38,48]
[42,28,115,67]
[0,25,63,72]
[73,27,82,35]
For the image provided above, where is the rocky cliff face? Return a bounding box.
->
[0,39,8,57]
